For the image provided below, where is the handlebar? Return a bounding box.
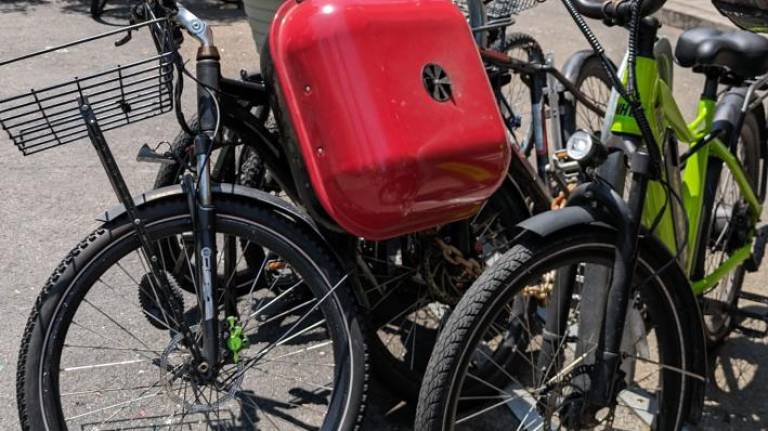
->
[571,0,666,23]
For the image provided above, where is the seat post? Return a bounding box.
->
[702,69,719,101]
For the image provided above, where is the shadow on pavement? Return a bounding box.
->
[702,319,768,429]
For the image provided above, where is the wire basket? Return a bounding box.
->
[454,0,545,19]
[0,18,176,156]
[487,0,545,18]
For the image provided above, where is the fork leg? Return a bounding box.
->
[194,132,219,377]
[194,46,223,377]
[586,149,650,410]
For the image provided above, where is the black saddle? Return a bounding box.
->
[675,27,768,79]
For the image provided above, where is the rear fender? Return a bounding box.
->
[559,50,615,139]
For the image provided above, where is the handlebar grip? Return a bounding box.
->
[570,0,666,22]
[570,0,605,19]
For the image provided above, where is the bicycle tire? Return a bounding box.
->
[416,228,700,430]
[154,119,267,191]
[696,110,761,345]
[17,194,368,431]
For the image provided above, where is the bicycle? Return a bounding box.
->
[416,0,768,428]
[146,0,614,401]
[4,1,374,428]
[457,0,613,180]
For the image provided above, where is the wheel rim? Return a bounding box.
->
[500,44,535,148]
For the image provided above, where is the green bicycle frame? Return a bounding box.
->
[608,51,762,295]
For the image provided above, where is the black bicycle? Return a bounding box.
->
[6,2,367,429]
[416,0,768,428]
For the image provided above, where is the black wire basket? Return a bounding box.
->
[454,0,545,19]
[0,18,176,156]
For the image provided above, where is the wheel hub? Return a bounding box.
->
[159,326,245,412]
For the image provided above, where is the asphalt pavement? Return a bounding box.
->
[0,0,766,429]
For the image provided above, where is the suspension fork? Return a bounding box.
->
[193,44,222,376]
[568,145,652,410]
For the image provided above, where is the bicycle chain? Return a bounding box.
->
[435,238,483,277]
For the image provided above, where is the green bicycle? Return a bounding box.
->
[416,0,768,429]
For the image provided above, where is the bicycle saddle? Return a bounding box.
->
[675,27,768,79]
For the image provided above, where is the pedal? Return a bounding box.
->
[744,225,768,272]
[136,143,176,165]
[546,150,580,194]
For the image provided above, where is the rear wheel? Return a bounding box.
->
[697,111,761,345]
[364,181,529,401]
[17,195,368,431]
[416,228,699,430]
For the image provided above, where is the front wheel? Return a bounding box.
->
[416,228,702,430]
[17,194,368,431]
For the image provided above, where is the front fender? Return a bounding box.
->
[96,183,341,264]
[517,205,606,237]
[560,49,599,86]
[98,183,314,227]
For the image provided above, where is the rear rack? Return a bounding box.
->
[0,17,176,155]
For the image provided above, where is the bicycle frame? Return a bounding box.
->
[467,0,607,182]
[607,31,763,295]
